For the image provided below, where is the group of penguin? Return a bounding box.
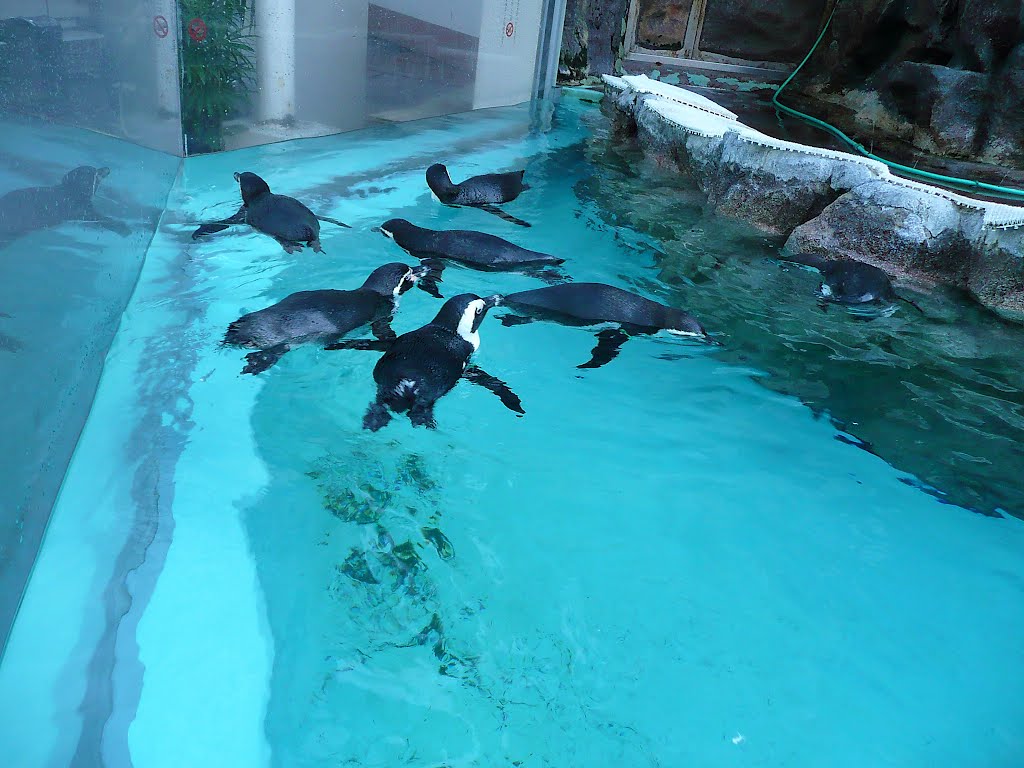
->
[0,159,916,431]
[191,164,711,431]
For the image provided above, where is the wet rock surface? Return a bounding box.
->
[697,0,830,62]
[636,0,694,50]
[796,0,1024,169]
[604,75,1024,320]
[560,0,631,81]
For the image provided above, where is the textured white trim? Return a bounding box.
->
[611,75,1024,230]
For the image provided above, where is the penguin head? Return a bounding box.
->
[62,166,109,198]
[233,171,271,205]
[425,164,454,194]
[665,309,708,339]
[431,293,500,346]
[361,262,429,296]
[378,218,418,242]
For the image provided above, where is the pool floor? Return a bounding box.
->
[1,95,1023,767]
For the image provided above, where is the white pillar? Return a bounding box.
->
[257,0,297,122]
[473,0,544,110]
[154,0,178,115]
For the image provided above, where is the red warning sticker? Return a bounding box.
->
[153,15,168,38]
[505,22,515,37]
[188,17,207,43]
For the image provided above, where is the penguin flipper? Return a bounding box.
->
[897,294,926,314]
[273,236,305,254]
[192,206,246,239]
[463,365,525,416]
[81,208,131,237]
[528,266,570,285]
[413,258,445,299]
[324,338,391,352]
[478,204,531,228]
[498,313,534,327]
[363,401,392,431]
[316,215,351,229]
[577,328,630,370]
[371,317,398,342]
[0,332,24,352]
[242,343,290,374]
[409,402,438,429]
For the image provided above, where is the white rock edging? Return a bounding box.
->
[602,74,1024,319]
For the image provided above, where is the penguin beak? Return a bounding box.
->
[233,171,241,182]
[484,295,502,309]
[370,226,381,233]
[96,167,110,179]
[411,265,430,279]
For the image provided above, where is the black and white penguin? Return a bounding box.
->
[192,171,350,253]
[223,262,427,374]
[326,293,524,430]
[0,166,129,243]
[378,218,566,297]
[498,282,708,369]
[425,163,531,227]
[780,253,923,312]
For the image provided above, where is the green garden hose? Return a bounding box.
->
[772,3,1024,201]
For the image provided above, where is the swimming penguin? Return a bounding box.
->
[498,283,708,369]
[378,218,566,297]
[192,171,350,253]
[223,262,427,374]
[425,163,531,227]
[0,166,129,244]
[0,312,21,352]
[780,253,924,312]
[326,293,524,430]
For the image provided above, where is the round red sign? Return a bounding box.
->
[188,17,207,43]
[153,15,168,38]
[505,22,514,37]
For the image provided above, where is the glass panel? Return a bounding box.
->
[0,1,182,650]
[0,0,183,154]
[181,0,549,155]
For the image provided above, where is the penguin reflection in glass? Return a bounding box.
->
[327,294,524,431]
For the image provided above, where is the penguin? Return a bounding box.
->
[780,253,924,312]
[425,163,531,227]
[0,311,21,353]
[377,218,567,297]
[192,171,350,253]
[223,262,427,374]
[326,293,524,431]
[497,283,709,369]
[0,166,129,244]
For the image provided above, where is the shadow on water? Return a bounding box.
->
[576,109,1024,518]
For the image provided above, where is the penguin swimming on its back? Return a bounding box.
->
[192,171,350,253]
[326,293,524,431]
[426,163,531,227]
[223,262,427,374]
[780,253,924,312]
[378,218,566,297]
[498,282,709,369]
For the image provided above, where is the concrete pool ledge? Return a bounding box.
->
[601,74,1024,321]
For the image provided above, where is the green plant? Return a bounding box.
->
[178,0,256,154]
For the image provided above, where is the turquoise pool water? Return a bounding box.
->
[2,94,1023,767]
